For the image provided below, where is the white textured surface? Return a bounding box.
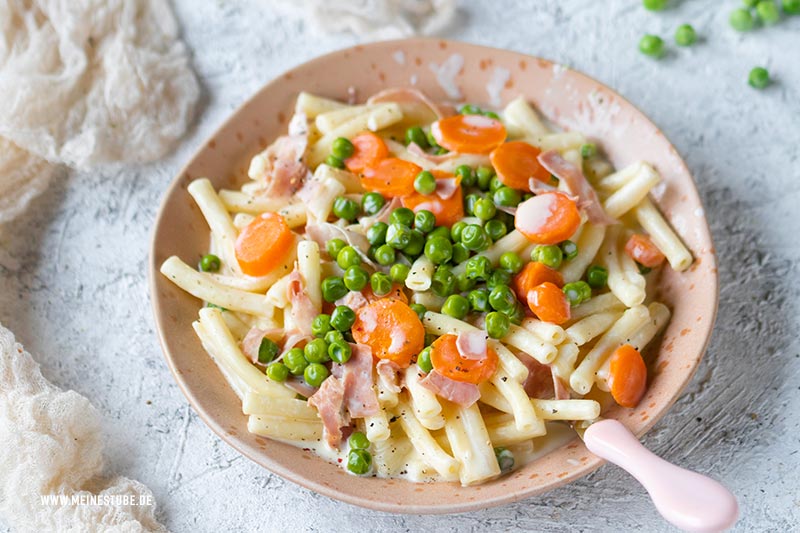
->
[1,1,798,531]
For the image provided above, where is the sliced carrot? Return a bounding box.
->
[352,299,424,368]
[431,114,506,154]
[430,333,498,385]
[490,141,552,190]
[526,282,570,325]
[608,344,647,408]
[401,170,464,227]
[515,192,581,245]
[234,212,294,277]
[344,131,389,173]
[513,261,564,303]
[360,157,422,197]
[362,282,408,304]
[625,234,665,268]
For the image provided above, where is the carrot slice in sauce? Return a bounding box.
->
[431,114,506,154]
[352,299,424,368]
[513,261,564,303]
[430,333,498,385]
[234,212,294,277]
[344,131,389,173]
[490,141,552,190]
[526,282,570,325]
[401,170,464,227]
[515,192,581,245]
[608,344,647,408]
[361,157,422,197]
[624,234,665,268]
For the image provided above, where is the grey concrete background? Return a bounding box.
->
[1,1,798,531]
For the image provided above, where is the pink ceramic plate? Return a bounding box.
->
[149,38,718,514]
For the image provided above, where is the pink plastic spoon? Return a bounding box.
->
[583,419,739,532]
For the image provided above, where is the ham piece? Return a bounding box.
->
[335,290,370,312]
[240,327,283,363]
[517,351,571,400]
[406,141,454,164]
[376,359,402,394]
[366,87,454,119]
[307,376,348,448]
[253,113,310,198]
[420,370,480,407]
[536,149,616,225]
[287,270,317,336]
[334,344,380,418]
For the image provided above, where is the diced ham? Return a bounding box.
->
[376,359,402,394]
[455,330,488,361]
[359,196,403,230]
[287,270,317,336]
[284,377,318,398]
[434,177,459,200]
[553,374,571,401]
[306,222,373,264]
[240,327,284,363]
[366,87,453,119]
[537,150,616,225]
[307,376,348,448]
[496,205,517,216]
[254,135,310,198]
[407,141,455,164]
[334,343,380,418]
[335,290,370,312]
[282,331,311,351]
[419,370,480,407]
[516,351,571,400]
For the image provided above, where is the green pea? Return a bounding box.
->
[332,196,360,221]
[577,281,592,302]
[326,238,347,259]
[784,0,800,14]
[332,137,355,160]
[331,305,356,331]
[586,265,608,288]
[431,265,456,297]
[483,110,500,120]
[463,194,479,217]
[674,23,697,46]
[325,154,345,169]
[428,226,452,242]
[414,210,436,233]
[304,338,330,364]
[417,346,433,373]
[425,129,440,150]
[304,362,330,387]
[522,192,534,201]
[442,294,470,319]
[485,311,510,339]
[459,103,482,115]
[468,288,491,312]
[495,210,515,229]
[390,264,411,283]
[476,166,494,191]
[450,221,468,242]
[370,272,392,296]
[495,447,515,472]
[321,276,348,303]
[257,337,280,364]
[386,223,412,250]
[266,362,289,382]
[205,302,227,312]
[642,0,668,10]
[390,207,415,227]
[489,285,517,313]
[563,281,591,306]
[374,244,396,266]
[410,303,427,321]
[580,143,597,159]
[493,186,521,207]
[487,269,512,290]
[347,449,372,475]
[489,176,505,193]
[403,229,425,257]
[499,251,523,274]
[484,219,507,241]
[367,222,388,246]
[311,314,332,338]
[473,197,497,222]
[336,246,361,269]
[639,34,664,58]
[349,431,370,450]
[465,255,493,281]
[414,170,437,195]
[756,0,780,24]
[455,164,476,187]
[504,301,525,325]
[638,262,652,275]
[729,7,755,31]
[424,236,453,264]
[328,341,352,364]
[451,242,470,264]
[283,348,308,375]
[461,224,490,251]
[343,265,368,292]
[325,330,345,346]
[748,67,770,89]
[561,240,579,261]
[405,126,429,148]
[362,192,386,216]
[456,271,477,292]
[199,254,221,272]
[532,245,563,269]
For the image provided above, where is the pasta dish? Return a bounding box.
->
[160,87,692,485]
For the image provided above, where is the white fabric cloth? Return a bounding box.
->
[0,323,167,532]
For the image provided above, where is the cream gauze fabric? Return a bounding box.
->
[0,138,57,225]
[0,323,167,532]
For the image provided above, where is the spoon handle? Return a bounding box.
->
[583,419,738,532]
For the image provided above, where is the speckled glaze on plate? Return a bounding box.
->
[149,38,718,514]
